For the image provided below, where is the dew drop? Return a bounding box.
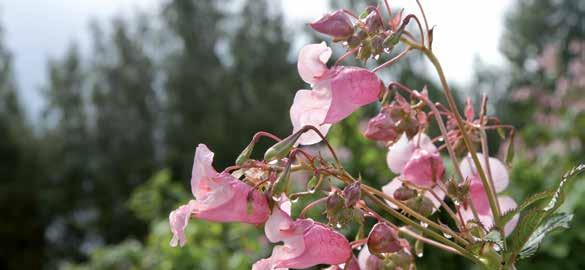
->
[419,222,428,228]
[374,54,380,60]
[442,233,453,239]
[416,250,423,258]
[336,223,343,229]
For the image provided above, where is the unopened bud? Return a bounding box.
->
[235,141,255,165]
[367,222,402,255]
[405,196,434,217]
[393,186,417,201]
[364,10,382,33]
[357,42,372,61]
[271,162,291,196]
[309,10,354,39]
[343,181,361,208]
[264,131,303,161]
[364,108,399,142]
[326,192,344,220]
[370,35,384,55]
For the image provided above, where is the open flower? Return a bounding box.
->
[291,42,382,145]
[253,197,352,270]
[169,144,270,247]
[457,153,519,235]
[386,133,445,188]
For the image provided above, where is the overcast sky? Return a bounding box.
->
[1,0,513,119]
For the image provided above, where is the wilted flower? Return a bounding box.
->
[169,144,270,247]
[310,10,354,39]
[291,42,382,145]
[457,153,519,235]
[253,198,352,269]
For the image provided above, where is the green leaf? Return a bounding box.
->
[499,190,555,226]
[518,212,573,259]
[505,164,585,263]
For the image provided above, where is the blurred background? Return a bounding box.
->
[1,0,584,269]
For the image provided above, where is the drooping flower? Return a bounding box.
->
[457,153,519,235]
[310,10,354,39]
[252,197,352,270]
[291,42,383,145]
[363,106,399,142]
[169,144,270,247]
[386,133,445,188]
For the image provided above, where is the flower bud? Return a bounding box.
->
[309,10,354,39]
[405,196,434,217]
[393,185,417,201]
[327,192,344,218]
[235,141,255,165]
[271,162,291,196]
[364,107,399,142]
[264,131,303,161]
[364,10,382,33]
[384,249,414,269]
[357,42,372,61]
[370,35,384,55]
[367,222,403,255]
[343,181,361,208]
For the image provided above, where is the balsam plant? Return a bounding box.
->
[168,1,584,269]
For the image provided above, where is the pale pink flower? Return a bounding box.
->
[253,198,352,270]
[291,43,382,145]
[169,144,270,247]
[457,153,518,235]
[386,133,444,188]
[310,10,354,39]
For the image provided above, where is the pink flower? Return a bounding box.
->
[457,153,518,235]
[291,43,382,145]
[386,133,444,188]
[169,144,270,247]
[310,10,354,39]
[253,198,352,270]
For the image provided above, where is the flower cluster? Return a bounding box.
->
[168,1,581,269]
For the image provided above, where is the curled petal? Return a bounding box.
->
[290,87,333,145]
[191,144,218,198]
[460,153,509,192]
[298,42,332,85]
[323,67,382,124]
[169,200,196,247]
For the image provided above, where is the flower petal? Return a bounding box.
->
[402,149,444,188]
[297,42,332,85]
[195,174,270,224]
[290,87,333,145]
[386,133,415,174]
[357,245,383,270]
[460,153,509,192]
[323,67,382,124]
[169,200,196,247]
[191,144,218,198]
[381,177,403,208]
[498,196,519,236]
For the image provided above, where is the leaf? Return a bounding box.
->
[484,230,504,251]
[499,190,555,226]
[518,212,573,259]
[505,164,585,263]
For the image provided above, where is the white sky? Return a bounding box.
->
[1,0,513,119]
